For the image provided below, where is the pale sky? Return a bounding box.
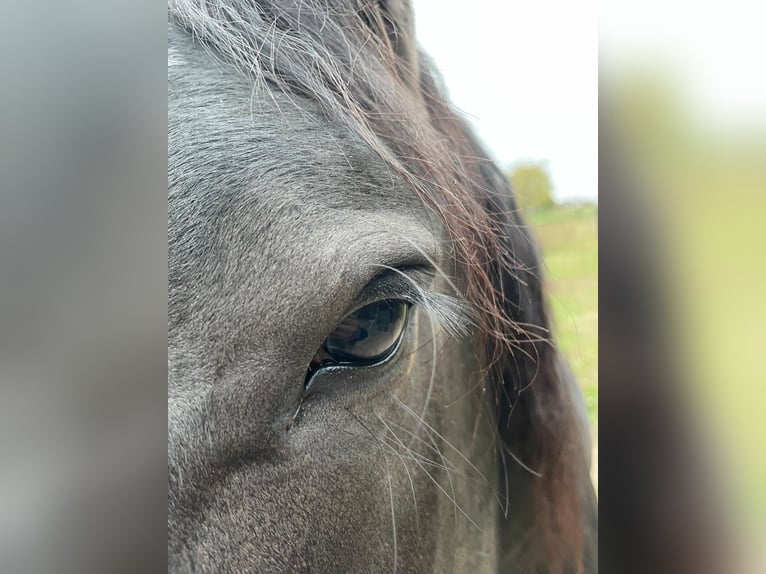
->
[412,0,599,202]
[600,0,766,134]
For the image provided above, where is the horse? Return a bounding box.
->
[167,1,597,572]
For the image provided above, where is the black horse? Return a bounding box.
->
[168,1,597,571]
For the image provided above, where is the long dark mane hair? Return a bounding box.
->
[169,1,596,570]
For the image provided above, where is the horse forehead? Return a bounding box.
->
[168,24,428,219]
[168,28,438,329]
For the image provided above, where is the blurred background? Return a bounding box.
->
[602,2,766,572]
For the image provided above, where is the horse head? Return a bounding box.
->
[168,1,597,571]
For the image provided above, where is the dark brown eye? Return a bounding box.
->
[321,300,409,365]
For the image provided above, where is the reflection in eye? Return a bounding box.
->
[320,300,410,366]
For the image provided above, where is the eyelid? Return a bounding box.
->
[356,267,475,339]
[353,266,432,309]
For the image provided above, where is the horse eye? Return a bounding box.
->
[319,300,410,366]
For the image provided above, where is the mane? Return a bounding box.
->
[169,1,592,571]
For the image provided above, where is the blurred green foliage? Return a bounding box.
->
[508,162,556,211]
[606,69,766,526]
